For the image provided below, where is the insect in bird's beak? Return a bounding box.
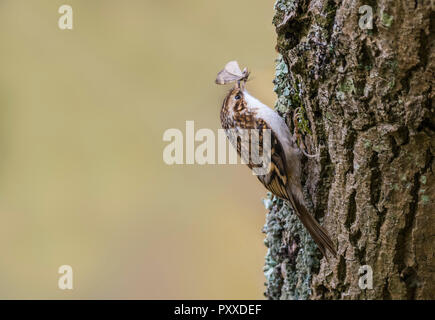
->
[215,60,249,86]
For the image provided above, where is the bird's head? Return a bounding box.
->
[222,82,247,113]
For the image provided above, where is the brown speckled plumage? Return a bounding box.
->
[219,83,337,258]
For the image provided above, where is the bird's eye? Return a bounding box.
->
[234,94,241,100]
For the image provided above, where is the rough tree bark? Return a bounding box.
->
[263,0,434,299]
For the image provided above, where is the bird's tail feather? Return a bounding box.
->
[290,196,337,258]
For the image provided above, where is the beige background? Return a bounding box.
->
[0,0,277,298]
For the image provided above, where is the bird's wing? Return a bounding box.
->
[255,120,291,201]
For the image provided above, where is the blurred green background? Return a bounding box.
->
[0,0,276,299]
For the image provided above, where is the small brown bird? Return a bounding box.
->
[216,61,336,257]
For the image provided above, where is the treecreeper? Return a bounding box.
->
[216,61,337,258]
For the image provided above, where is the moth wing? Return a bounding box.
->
[215,61,245,84]
[216,70,244,84]
[224,61,244,77]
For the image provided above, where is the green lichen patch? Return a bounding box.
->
[273,55,312,135]
[274,0,296,14]
[364,139,372,149]
[381,12,394,28]
[273,55,292,114]
[420,194,430,205]
[339,78,356,95]
[420,175,427,185]
[263,199,320,300]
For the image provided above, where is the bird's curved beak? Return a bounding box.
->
[238,79,247,91]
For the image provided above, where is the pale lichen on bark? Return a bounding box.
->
[264,0,434,300]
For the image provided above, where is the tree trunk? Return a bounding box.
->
[263,0,434,300]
